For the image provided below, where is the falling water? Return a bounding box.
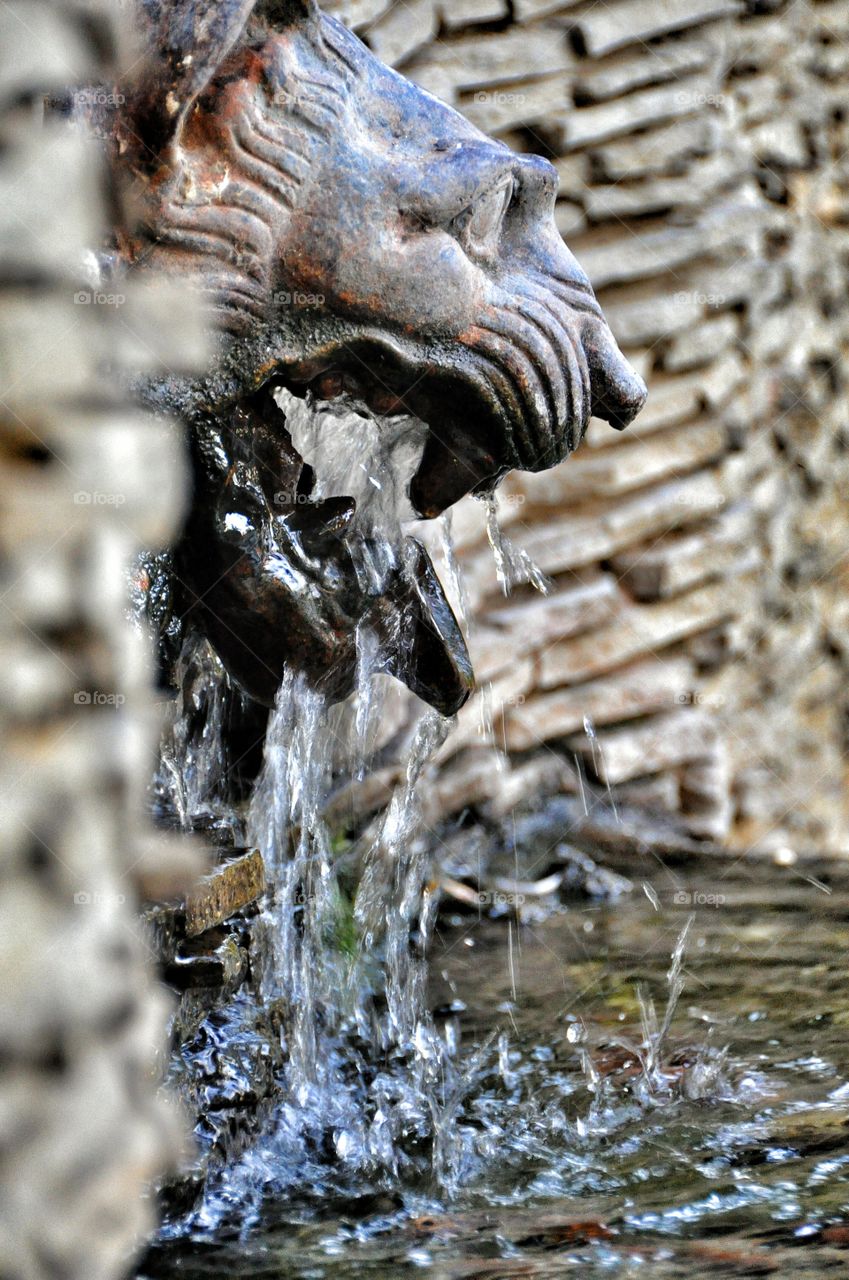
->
[482,492,551,596]
[143,394,799,1275]
[247,670,338,1078]
[349,622,386,779]
[280,385,425,552]
[155,632,237,838]
[582,714,619,823]
[354,708,451,1045]
[439,508,472,638]
[152,392,503,1233]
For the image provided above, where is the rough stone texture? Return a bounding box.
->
[184,850,266,939]
[323,0,849,856]
[0,3,205,1277]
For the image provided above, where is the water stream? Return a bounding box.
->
[140,402,849,1278]
[482,493,551,598]
[155,633,235,838]
[147,396,497,1238]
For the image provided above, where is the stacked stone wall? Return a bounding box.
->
[0,4,206,1275]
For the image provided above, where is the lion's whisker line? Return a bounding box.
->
[464,341,535,464]
[320,24,362,80]
[535,273,603,318]
[462,349,526,463]
[471,325,551,465]
[549,272,595,297]
[517,280,594,449]
[490,302,569,451]
[563,326,592,452]
[516,277,588,452]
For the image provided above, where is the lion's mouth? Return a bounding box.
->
[269,305,646,518]
[271,376,479,713]
[188,313,644,717]
[275,339,519,521]
[255,357,503,713]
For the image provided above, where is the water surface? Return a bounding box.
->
[139,853,849,1277]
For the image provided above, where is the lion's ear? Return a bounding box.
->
[122,0,318,165]
[125,0,257,163]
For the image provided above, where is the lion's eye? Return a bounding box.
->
[459,179,513,254]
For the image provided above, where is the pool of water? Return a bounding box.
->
[139,853,849,1278]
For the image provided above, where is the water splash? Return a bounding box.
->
[638,915,693,1090]
[181,669,482,1228]
[147,854,833,1280]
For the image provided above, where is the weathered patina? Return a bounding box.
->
[117,0,646,715]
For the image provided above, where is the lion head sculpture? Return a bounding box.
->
[116,0,646,716]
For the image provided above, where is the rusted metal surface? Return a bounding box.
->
[116,0,645,713]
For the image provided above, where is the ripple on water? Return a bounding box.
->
[140,857,849,1280]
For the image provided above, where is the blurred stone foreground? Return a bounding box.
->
[0,1,206,1276]
[0,2,848,1279]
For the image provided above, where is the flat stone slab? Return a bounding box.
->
[408,25,574,92]
[568,708,719,786]
[504,656,694,752]
[184,848,267,938]
[571,0,742,57]
[165,930,249,991]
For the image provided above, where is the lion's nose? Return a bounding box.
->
[584,323,648,431]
